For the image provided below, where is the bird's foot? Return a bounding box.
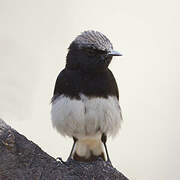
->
[56,157,67,164]
[97,156,112,164]
[106,159,112,164]
[66,156,73,163]
[97,157,104,161]
[56,157,74,166]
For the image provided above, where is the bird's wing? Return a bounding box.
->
[107,69,123,120]
[51,69,65,102]
[107,69,119,100]
[51,69,81,102]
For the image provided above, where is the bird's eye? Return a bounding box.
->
[98,50,106,55]
[86,48,95,56]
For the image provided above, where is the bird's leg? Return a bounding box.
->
[67,137,77,161]
[101,133,111,163]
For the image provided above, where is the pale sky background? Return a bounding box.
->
[0,0,180,179]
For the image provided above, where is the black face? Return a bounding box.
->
[66,43,112,72]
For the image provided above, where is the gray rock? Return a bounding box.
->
[0,119,129,180]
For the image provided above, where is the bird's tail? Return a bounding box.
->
[72,136,105,162]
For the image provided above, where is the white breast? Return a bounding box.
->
[51,94,122,138]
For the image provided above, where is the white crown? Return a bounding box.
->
[73,30,113,52]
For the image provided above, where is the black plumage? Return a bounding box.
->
[51,30,122,162]
[52,36,119,101]
[53,68,119,101]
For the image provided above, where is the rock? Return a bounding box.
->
[0,119,129,180]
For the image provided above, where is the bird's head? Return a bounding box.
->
[66,30,122,72]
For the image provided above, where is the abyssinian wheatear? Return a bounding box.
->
[51,30,123,162]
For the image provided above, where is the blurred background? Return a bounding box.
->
[0,0,179,179]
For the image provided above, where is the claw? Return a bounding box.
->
[56,157,66,164]
[106,159,112,164]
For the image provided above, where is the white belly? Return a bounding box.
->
[51,94,122,138]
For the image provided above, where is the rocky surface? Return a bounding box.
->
[0,119,129,180]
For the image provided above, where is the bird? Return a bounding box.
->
[51,30,123,163]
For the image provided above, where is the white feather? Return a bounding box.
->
[73,134,103,158]
[51,94,122,138]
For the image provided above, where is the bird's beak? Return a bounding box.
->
[107,50,122,57]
